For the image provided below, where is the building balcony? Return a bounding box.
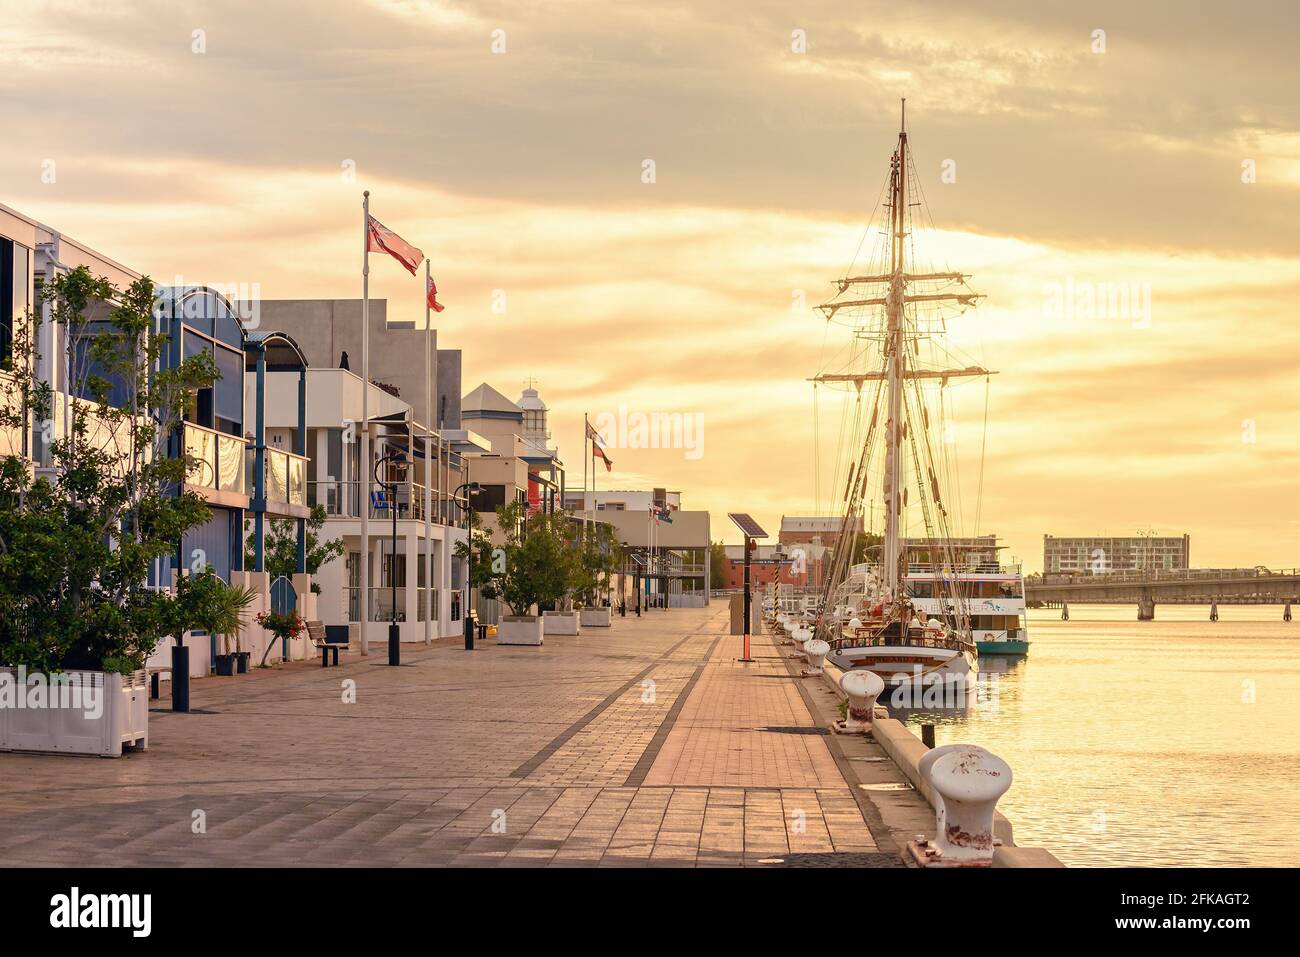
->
[183,421,249,506]
[249,445,309,518]
[309,479,459,526]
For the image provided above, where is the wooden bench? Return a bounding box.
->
[314,623,349,667]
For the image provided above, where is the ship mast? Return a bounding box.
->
[881,102,908,600]
[811,100,991,614]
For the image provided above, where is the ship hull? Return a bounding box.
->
[829,643,974,685]
[975,638,1029,656]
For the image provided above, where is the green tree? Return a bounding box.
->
[572,522,621,606]
[0,267,225,673]
[243,504,345,593]
[452,507,498,593]
[709,540,729,588]
[481,501,574,616]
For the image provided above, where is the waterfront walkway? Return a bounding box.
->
[0,605,931,867]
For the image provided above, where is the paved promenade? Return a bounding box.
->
[0,605,931,867]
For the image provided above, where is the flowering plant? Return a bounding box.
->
[255,611,306,665]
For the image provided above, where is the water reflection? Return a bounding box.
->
[897,604,1300,867]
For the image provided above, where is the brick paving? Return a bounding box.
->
[0,604,920,867]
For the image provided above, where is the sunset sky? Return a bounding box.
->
[4,0,1299,570]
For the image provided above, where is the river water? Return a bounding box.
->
[899,604,1300,867]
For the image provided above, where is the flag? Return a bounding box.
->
[426,275,445,313]
[658,506,673,524]
[586,419,612,471]
[367,215,424,275]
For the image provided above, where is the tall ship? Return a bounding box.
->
[810,102,1029,684]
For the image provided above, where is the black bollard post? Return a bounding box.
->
[171,642,190,713]
[388,622,401,666]
[921,723,936,749]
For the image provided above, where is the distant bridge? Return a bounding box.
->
[1026,568,1300,612]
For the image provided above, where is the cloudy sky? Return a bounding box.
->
[4,0,1299,569]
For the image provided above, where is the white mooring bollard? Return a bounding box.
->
[912,746,1011,867]
[803,638,829,675]
[838,669,885,733]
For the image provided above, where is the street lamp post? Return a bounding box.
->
[375,450,406,666]
[455,481,482,650]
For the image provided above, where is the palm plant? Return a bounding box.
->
[180,569,259,656]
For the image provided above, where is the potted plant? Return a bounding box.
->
[179,570,258,676]
[575,523,620,628]
[0,267,224,756]
[483,502,572,645]
[254,610,306,666]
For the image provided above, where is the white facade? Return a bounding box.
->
[256,366,471,642]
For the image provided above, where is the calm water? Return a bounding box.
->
[901,604,1300,867]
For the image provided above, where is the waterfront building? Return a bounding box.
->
[562,489,710,606]
[778,515,862,547]
[258,366,483,641]
[1043,534,1190,575]
[461,382,565,522]
[721,542,831,590]
[902,535,1002,566]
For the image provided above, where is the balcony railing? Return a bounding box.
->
[309,479,452,522]
[346,586,439,622]
[248,446,307,507]
[184,422,247,495]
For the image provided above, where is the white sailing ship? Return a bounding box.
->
[809,102,1025,684]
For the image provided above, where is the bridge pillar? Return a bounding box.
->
[1137,594,1156,621]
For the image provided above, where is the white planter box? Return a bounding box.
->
[579,607,612,628]
[542,611,580,636]
[0,668,148,758]
[498,615,544,645]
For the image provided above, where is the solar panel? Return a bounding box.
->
[728,512,769,539]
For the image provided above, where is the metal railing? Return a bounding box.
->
[309,479,451,522]
[184,422,247,495]
[250,446,307,507]
[905,562,1022,576]
[1033,567,1300,585]
[346,585,440,623]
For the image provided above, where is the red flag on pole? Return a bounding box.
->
[367,215,424,275]
[586,420,613,471]
[426,275,445,313]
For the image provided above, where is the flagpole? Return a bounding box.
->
[423,257,433,646]
[359,191,372,656]
[583,413,589,528]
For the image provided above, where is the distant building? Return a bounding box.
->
[903,535,1002,566]
[461,382,566,520]
[561,489,709,606]
[722,542,830,590]
[1043,534,1190,575]
[779,515,863,547]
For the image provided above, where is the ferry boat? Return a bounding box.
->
[905,560,1029,657]
[807,102,1028,681]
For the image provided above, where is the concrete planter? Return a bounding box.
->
[498,615,544,645]
[543,611,581,635]
[579,607,612,628]
[0,667,148,758]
